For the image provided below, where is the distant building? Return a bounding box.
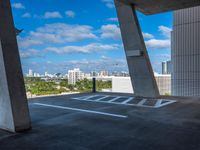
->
[28,69,33,77]
[33,73,40,77]
[112,73,171,95]
[45,72,48,77]
[162,61,171,74]
[68,68,84,85]
[111,71,129,77]
[91,71,99,77]
[99,70,109,77]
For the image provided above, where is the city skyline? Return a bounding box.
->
[11,0,171,74]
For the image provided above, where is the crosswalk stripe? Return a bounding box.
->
[137,99,147,106]
[108,96,121,102]
[122,97,134,104]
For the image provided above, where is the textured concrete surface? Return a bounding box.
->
[115,0,159,97]
[118,0,200,15]
[172,6,200,96]
[0,93,200,150]
[0,0,31,132]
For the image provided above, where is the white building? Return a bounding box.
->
[112,73,171,95]
[45,72,48,77]
[28,69,33,77]
[162,61,171,74]
[33,73,40,77]
[99,71,109,77]
[68,68,84,85]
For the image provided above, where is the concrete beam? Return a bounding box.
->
[118,0,200,15]
[0,0,31,132]
[115,0,160,97]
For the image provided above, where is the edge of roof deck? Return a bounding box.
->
[117,0,200,15]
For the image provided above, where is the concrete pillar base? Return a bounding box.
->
[0,0,31,132]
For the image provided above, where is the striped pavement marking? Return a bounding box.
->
[72,95,176,108]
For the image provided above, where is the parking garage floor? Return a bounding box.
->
[0,93,200,150]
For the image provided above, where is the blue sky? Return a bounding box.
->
[10,0,172,74]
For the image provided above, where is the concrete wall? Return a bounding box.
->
[172,6,200,96]
[112,77,134,93]
[112,75,171,95]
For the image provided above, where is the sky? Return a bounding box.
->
[10,0,172,75]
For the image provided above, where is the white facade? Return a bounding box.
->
[28,69,33,77]
[172,6,200,96]
[112,77,134,93]
[162,61,171,74]
[99,71,109,77]
[112,74,171,95]
[68,68,84,85]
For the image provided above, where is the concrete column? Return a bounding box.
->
[0,0,31,132]
[114,0,160,97]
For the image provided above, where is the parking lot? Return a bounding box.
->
[0,93,200,150]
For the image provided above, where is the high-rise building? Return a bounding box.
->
[162,61,171,74]
[172,6,200,96]
[99,70,109,77]
[45,72,48,77]
[68,68,84,85]
[28,69,33,77]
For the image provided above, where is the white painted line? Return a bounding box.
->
[72,95,176,108]
[34,103,128,119]
[155,99,163,107]
[83,95,100,100]
[108,96,121,102]
[155,99,176,108]
[137,99,147,106]
[75,95,90,100]
[122,97,134,104]
[94,96,110,101]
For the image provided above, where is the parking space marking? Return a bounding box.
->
[108,96,121,102]
[155,99,162,107]
[34,103,128,119]
[95,96,110,101]
[155,99,177,108]
[72,95,176,108]
[84,95,99,100]
[122,97,134,104]
[138,99,147,106]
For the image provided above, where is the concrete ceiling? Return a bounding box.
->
[118,0,200,15]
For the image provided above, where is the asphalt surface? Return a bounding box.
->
[0,93,200,150]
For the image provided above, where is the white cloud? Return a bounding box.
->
[44,11,62,19]
[102,0,115,8]
[20,49,42,59]
[12,3,25,9]
[142,32,154,39]
[65,10,76,18]
[158,26,172,38]
[22,13,31,18]
[145,39,171,49]
[18,23,97,48]
[107,17,118,22]
[45,43,120,54]
[101,24,121,40]
[22,58,128,74]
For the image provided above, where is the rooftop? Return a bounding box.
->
[118,0,200,15]
[0,93,200,150]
